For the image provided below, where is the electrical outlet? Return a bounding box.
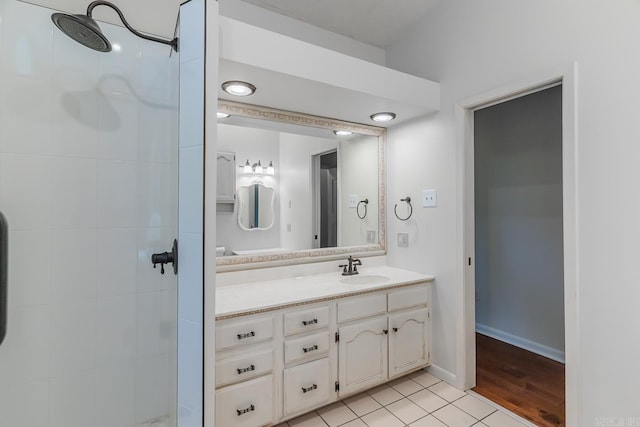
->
[422,189,437,207]
[349,194,358,208]
[366,230,376,243]
[397,232,409,248]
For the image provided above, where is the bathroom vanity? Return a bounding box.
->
[214,265,434,426]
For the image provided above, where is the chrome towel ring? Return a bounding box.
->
[357,199,369,219]
[394,196,413,221]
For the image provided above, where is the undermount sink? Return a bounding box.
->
[340,274,391,286]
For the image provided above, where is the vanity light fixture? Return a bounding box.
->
[240,159,275,175]
[333,130,353,136]
[217,112,230,119]
[370,112,396,123]
[222,80,256,97]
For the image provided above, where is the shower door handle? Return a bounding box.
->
[0,210,7,347]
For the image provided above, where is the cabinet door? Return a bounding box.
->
[388,308,430,378]
[215,374,274,427]
[338,316,388,396]
[284,358,332,417]
[217,151,236,203]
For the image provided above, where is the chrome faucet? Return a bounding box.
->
[339,255,361,276]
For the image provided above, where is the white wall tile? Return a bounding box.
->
[178,145,203,233]
[97,227,138,297]
[177,318,202,419]
[95,363,136,427]
[138,101,178,163]
[97,24,140,96]
[95,294,136,367]
[50,300,97,376]
[137,290,176,357]
[0,153,53,230]
[178,0,205,64]
[97,159,138,227]
[97,93,139,161]
[0,380,50,427]
[177,231,203,322]
[0,305,50,386]
[139,38,177,104]
[7,230,52,307]
[138,162,177,228]
[0,0,53,77]
[135,354,172,424]
[0,74,53,155]
[178,57,204,148]
[51,156,97,228]
[49,370,96,427]
[50,228,97,303]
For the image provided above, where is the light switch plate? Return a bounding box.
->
[397,232,409,248]
[366,230,376,243]
[422,189,437,207]
[348,194,358,208]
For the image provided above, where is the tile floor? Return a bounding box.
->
[276,371,535,427]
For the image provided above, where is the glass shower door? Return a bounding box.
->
[0,0,180,425]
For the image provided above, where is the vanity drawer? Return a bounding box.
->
[337,293,387,323]
[284,331,330,365]
[388,285,429,312]
[216,349,274,387]
[284,358,331,417]
[216,375,274,427]
[284,305,330,336]
[216,316,274,350]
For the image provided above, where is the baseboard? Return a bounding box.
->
[426,364,458,387]
[476,323,565,363]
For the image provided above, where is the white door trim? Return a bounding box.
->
[455,63,579,426]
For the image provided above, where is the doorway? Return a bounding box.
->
[312,150,338,248]
[471,84,565,426]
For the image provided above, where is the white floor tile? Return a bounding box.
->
[388,377,424,396]
[344,393,382,417]
[474,423,489,426]
[341,419,367,427]
[482,411,529,427]
[317,401,357,427]
[367,384,404,406]
[428,381,468,402]
[360,408,404,427]
[431,404,477,427]
[408,388,449,413]
[288,411,329,427]
[409,415,449,427]
[409,371,442,388]
[386,398,428,424]
[453,394,497,420]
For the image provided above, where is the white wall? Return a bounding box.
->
[385,0,640,421]
[217,123,280,254]
[474,86,564,360]
[338,135,379,246]
[0,0,179,425]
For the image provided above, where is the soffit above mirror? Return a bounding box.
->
[218,17,440,126]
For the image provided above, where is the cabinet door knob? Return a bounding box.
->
[383,329,388,334]
[392,327,398,333]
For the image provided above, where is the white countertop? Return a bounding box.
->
[216,265,434,319]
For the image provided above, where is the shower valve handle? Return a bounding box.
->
[151,239,178,275]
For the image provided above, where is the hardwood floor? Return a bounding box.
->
[473,333,565,426]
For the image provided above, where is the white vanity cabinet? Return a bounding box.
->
[215,278,432,426]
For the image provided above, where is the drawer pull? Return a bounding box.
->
[301,318,318,326]
[301,384,318,394]
[236,404,255,416]
[237,331,256,340]
[302,344,319,353]
[237,364,256,375]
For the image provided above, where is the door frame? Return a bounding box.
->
[455,63,579,425]
[311,149,338,249]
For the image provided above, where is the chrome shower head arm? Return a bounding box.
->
[86,0,178,52]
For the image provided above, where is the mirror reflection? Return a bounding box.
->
[215,102,385,264]
[237,183,275,231]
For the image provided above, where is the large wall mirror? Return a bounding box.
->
[216,100,386,271]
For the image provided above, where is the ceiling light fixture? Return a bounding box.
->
[370,112,396,123]
[221,80,256,97]
[333,130,353,136]
[217,112,230,119]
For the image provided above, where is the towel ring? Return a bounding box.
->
[357,199,368,219]
[394,196,413,221]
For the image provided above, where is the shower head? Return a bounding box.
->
[51,1,178,53]
[51,12,111,52]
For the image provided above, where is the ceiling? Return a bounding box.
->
[238,0,441,48]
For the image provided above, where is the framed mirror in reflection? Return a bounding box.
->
[216,101,386,271]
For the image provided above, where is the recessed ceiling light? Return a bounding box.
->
[221,80,256,97]
[217,112,230,119]
[370,112,396,123]
[333,130,353,136]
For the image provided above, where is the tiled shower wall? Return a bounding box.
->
[0,0,179,426]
